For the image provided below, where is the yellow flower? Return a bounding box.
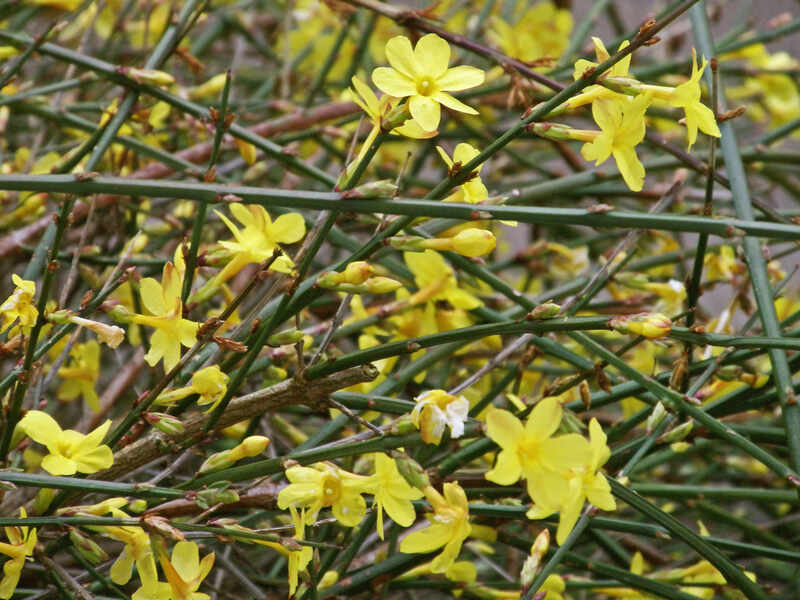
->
[193,204,304,302]
[98,517,159,591]
[130,262,199,371]
[404,250,482,309]
[667,49,720,150]
[277,462,372,527]
[642,279,686,315]
[610,312,672,339]
[488,2,572,67]
[285,507,314,595]
[436,143,488,204]
[372,34,485,131]
[0,508,37,600]
[411,389,469,445]
[580,93,652,191]
[17,411,113,476]
[551,419,616,544]
[400,483,471,573]
[68,315,125,348]
[157,541,215,600]
[704,245,743,281]
[350,76,436,139]
[191,365,229,409]
[198,435,269,473]
[56,340,101,411]
[485,398,591,511]
[368,453,424,539]
[568,38,632,109]
[0,274,38,334]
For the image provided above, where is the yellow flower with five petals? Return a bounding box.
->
[485,398,591,511]
[130,262,199,371]
[0,508,37,600]
[17,410,114,476]
[400,482,471,573]
[372,34,484,131]
[580,93,652,191]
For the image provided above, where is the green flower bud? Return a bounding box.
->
[646,402,668,434]
[267,328,304,347]
[70,528,109,564]
[196,488,240,508]
[394,455,430,490]
[660,420,694,443]
[198,450,234,474]
[144,412,185,435]
[526,302,561,320]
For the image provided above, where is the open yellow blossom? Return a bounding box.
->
[580,93,652,191]
[436,143,488,204]
[411,389,469,444]
[0,274,38,334]
[285,507,314,596]
[550,419,616,544]
[130,262,199,371]
[667,49,721,150]
[18,411,113,476]
[405,250,482,310]
[157,541,215,600]
[193,204,304,302]
[350,76,436,139]
[368,453,424,539]
[156,365,229,412]
[0,508,37,600]
[277,462,372,527]
[485,398,592,511]
[488,2,572,67]
[57,340,100,411]
[96,514,158,591]
[372,34,484,131]
[400,483,471,573]
[568,38,632,109]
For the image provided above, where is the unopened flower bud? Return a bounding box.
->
[198,450,234,474]
[188,73,228,99]
[342,179,399,198]
[267,328,304,347]
[128,68,175,86]
[526,302,561,320]
[395,455,430,490]
[341,261,374,285]
[363,277,402,294]
[318,571,339,591]
[128,499,147,513]
[144,412,185,435]
[449,229,496,257]
[659,420,693,443]
[196,487,240,508]
[609,313,672,339]
[646,402,668,434]
[521,529,549,588]
[229,435,270,462]
[70,528,109,564]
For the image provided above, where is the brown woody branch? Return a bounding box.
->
[94,363,377,481]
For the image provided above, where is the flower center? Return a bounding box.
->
[320,472,342,506]
[416,76,435,96]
